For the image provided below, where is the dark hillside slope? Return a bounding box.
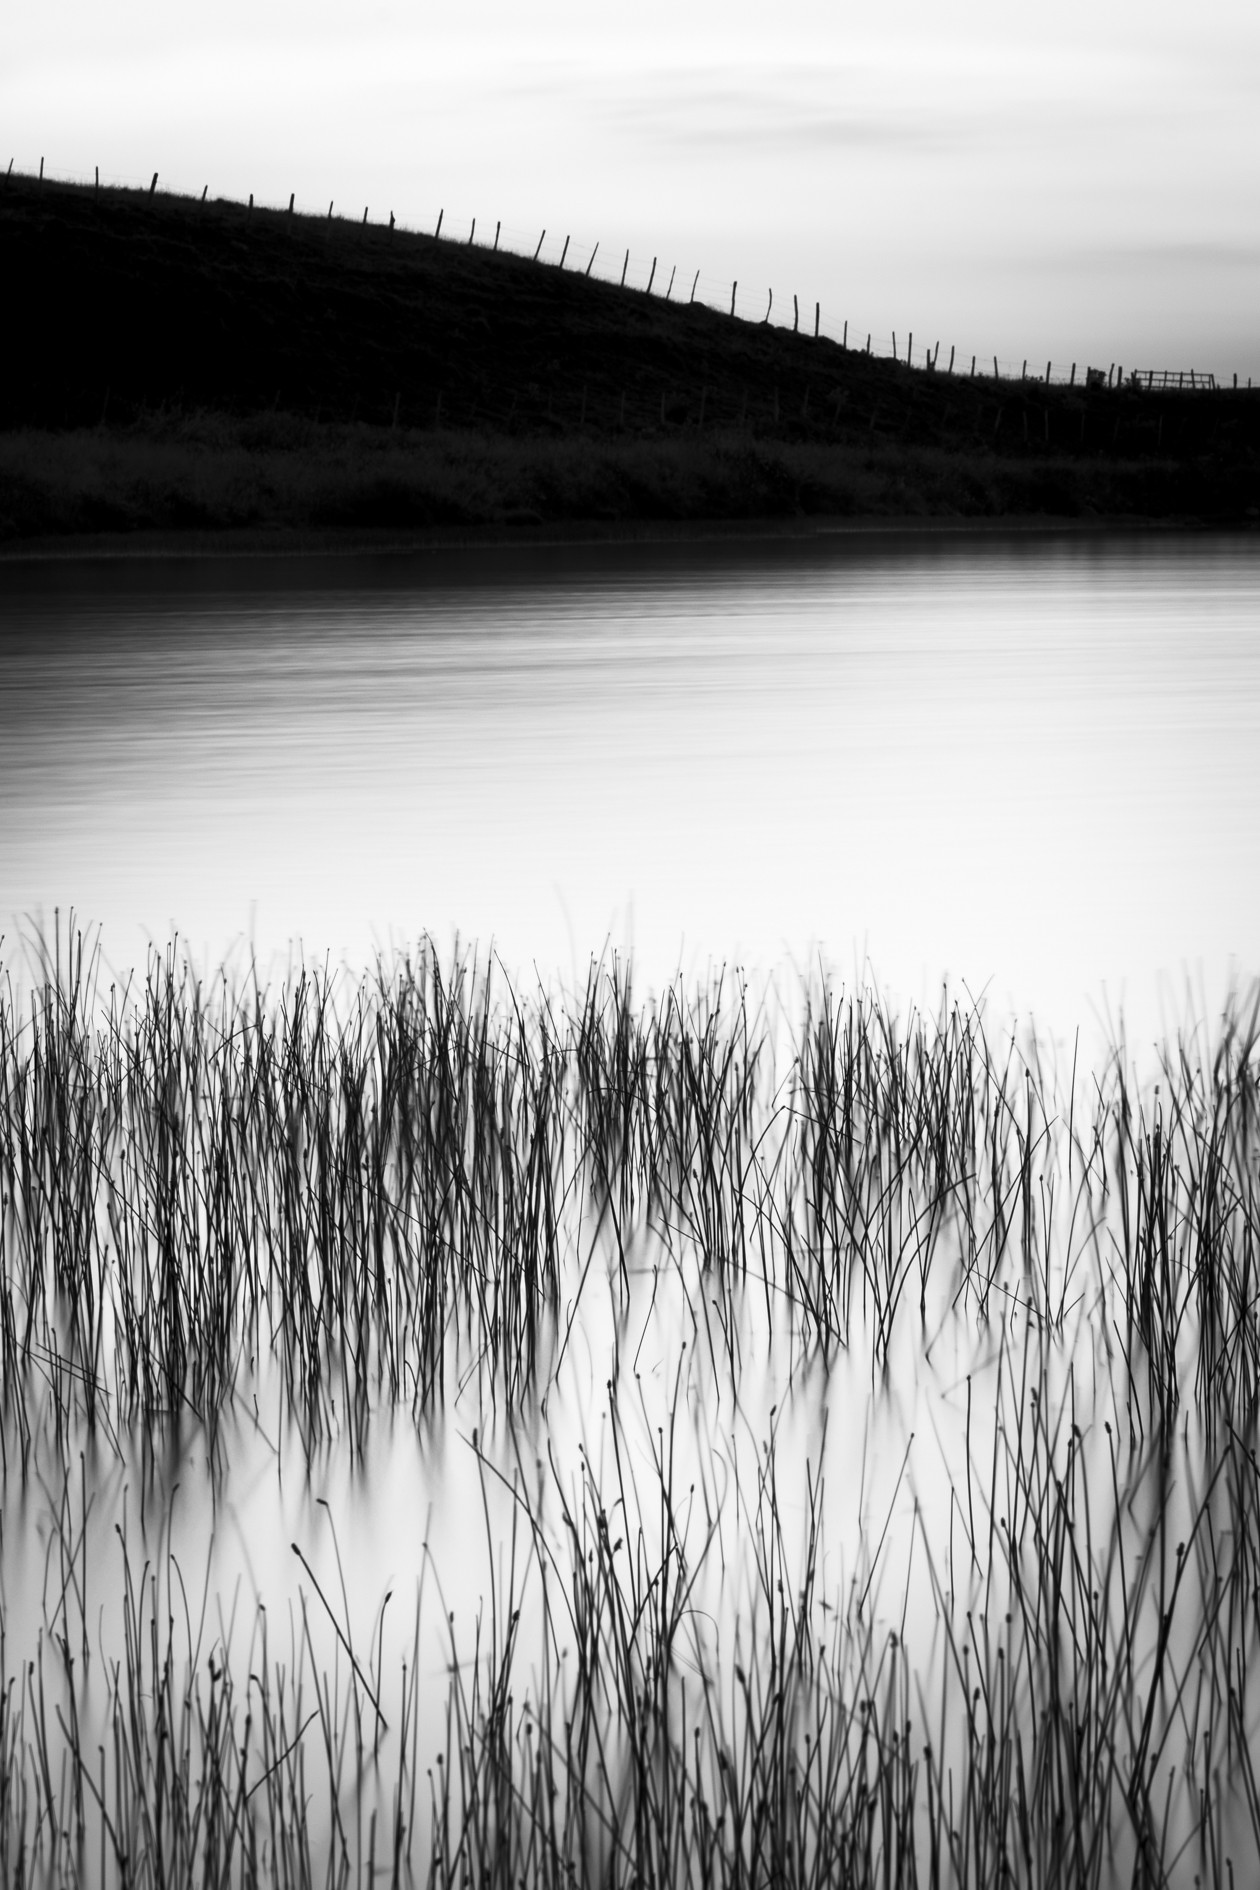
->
[3,172,1258,537]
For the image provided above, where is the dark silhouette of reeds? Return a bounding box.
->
[3,921,1260,1884]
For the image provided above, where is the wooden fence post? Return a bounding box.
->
[436,208,443,238]
[793,294,799,332]
[559,234,569,267]
[993,356,999,381]
[249,193,253,212]
[1045,360,1051,382]
[328,200,333,217]
[842,319,848,349]
[586,242,598,275]
[495,221,501,250]
[815,302,820,339]
[731,281,737,316]
[691,270,699,303]
[202,185,208,202]
[150,173,158,194]
[892,332,897,362]
[646,256,657,292]
[907,332,912,364]
[363,206,368,224]
[970,356,975,377]
[1069,363,1075,386]
[95,166,99,190]
[666,265,676,298]
[469,218,476,243]
[948,345,955,373]
[288,192,294,212]
[763,288,772,322]
[622,249,629,287]
[39,157,44,181]
[534,229,546,260]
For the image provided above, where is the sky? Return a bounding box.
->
[6,0,1260,379]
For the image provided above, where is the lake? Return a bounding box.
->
[3,527,1258,1043]
[1,526,1258,1887]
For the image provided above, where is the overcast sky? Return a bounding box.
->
[7,0,1259,379]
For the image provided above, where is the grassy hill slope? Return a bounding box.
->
[3,172,1258,541]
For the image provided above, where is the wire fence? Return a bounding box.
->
[8,154,1258,397]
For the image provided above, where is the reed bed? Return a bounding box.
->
[2,924,1259,1885]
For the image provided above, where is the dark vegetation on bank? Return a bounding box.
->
[3,169,1258,543]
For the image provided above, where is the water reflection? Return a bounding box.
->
[2,529,1257,1041]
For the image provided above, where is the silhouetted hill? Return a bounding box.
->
[3,171,1258,541]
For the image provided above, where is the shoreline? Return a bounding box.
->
[1,509,1248,566]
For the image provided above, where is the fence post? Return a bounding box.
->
[815,302,820,339]
[993,356,998,381]
[1070,363,1075,386]
[764,288,773,322]
[1045,360,1051,382]
[691,269,699,303]
[559,234,569,267]
[970,356,975,377]
[731,281,737,316]
[646,256,657,293]
[202,185,208,202]
[328,200,333,217]
[150,172,158,194]
[95,166,99,190]
[495,221,501,250]
[363,206,368,224]
[948,345,955,373]
[39,157,44,181]
[842,319,848,349]
[908,332,912,364]
[892,332,897,362]
[288,192,294,212]
[436,208,443,238]
[469,218,476,243]
[793,294,799,332]
[666,265,676,298]
[622,249,629,287]
[249,193,253,212]
[586,242,598,275]
[534,229,546,260]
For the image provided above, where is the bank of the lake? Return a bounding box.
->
[4,170,1258,543]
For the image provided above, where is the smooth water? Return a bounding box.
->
[3,529,1257,1042]
[2,529,1259,1884]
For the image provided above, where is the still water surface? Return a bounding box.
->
[2,527,1258,1037]
[3,528,1260,1882]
